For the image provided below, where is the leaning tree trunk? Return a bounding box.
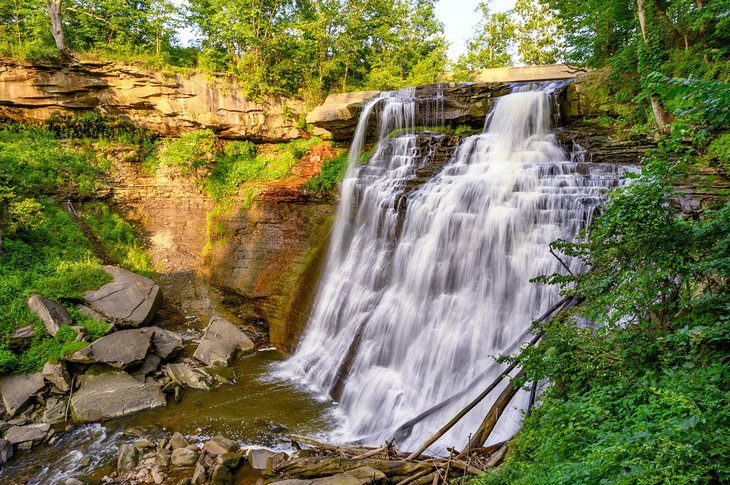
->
[637,0,670,134]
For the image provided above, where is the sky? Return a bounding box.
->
[435,0,515,62]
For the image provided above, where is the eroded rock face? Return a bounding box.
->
[66,328,152,369]
[305,83,510,140]
[84,266,162,328]
[0,59,305,142]
[70,368,166,423]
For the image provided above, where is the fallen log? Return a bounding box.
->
[462,368,525,453]
[272,457,427,480]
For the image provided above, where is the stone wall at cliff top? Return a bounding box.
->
[0,58,305,142]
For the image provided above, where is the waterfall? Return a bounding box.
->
[279,83,632,454]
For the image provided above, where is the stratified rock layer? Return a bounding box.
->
[0,59,305,142]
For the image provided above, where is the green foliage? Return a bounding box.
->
[155,129,217,177]
[650,74,730,132]
[485,124,730,482]
[0,200,110,373]
[305,152,349,194]
[456,0,563,70]
[46,113,155,147]
[0,128,102,198]
[203,137,322,200]
[77,202,154,275]
[706,132,730,174]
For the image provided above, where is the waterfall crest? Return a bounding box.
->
[280,83,632,453]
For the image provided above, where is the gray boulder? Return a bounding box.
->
[246,448,287,471]
[118,443,141,474]
[43,361,71,392]
[168,431,189,450]
[4,423,51,444]
[66,328,152,369]
[8,325,35,350]
[0,372,45,417]
[165,363,216,391]
[84,266,162,328]
[211,464,233,484]
[42,396,68,424]
[203,435,238,456]
[27,295,72,337]
[70,368,166,423]
[76,303,108,322]
[0,438,13,465]
[193,317,255,367]
[145,327,184,361]
[171,447,198,466]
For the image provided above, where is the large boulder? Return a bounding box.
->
[66,328,152,369]
[84,266,162,328]
[70,368,166,423]
[0,438,13,465]
[246,448,287,471]
[305,91,381,140]
[145,326,184,361]
[27,295,72,336]
[193,317,255,367]
[0,372,45,417]
[4,423,50,444]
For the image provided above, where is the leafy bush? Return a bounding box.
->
[78,202,154,275]
[156,129,217,176]
[305,152,349,194]
[0,128,102,197]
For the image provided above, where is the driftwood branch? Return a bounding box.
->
[549,247,574,276]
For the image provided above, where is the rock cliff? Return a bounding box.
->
[0,58,305,142]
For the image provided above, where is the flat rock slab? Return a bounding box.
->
[84,266,162,328]
[144,326,184,361]
[4,423,50,444]
[27,295,72,336]
[0,372,45,417]
[66,328,152,369]
[193,316,255,367]
[165,363,216,390]
[70,368,166,423]
[272,466,387,485]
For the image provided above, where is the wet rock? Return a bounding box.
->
[203,435,238,456]
[147,327,184,361]
[4,422,50,444]
[217,452,241,468]
[84,266,162,328]
[41,396,68,424]
[27,295,72,336]
[192,461,207,484]
[211,463,233,484]
[0,372,45,417]
[171,447,199,466]
[8,325,35,350]
[135,438,155,448]
[0,438,13,465]
[165,363,216,390]
[169,431,189,450]
[247,448,287,470]
[151,466,165,484]
[157,448,172,466]
[193,316,255,367]
[118,443,141,474]
[177,479,192,485]
[43,361,71,392]
[70,368,166,423]
[66,328,152,369]
[0,421,9,434]
[64,479,85,485]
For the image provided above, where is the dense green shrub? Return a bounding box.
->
[155,129,217,176]
[304,152,349,194]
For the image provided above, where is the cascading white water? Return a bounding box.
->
[280,83,632,454]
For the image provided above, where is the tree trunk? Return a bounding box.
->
[45,0,66,51]
[637,0,670,134]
